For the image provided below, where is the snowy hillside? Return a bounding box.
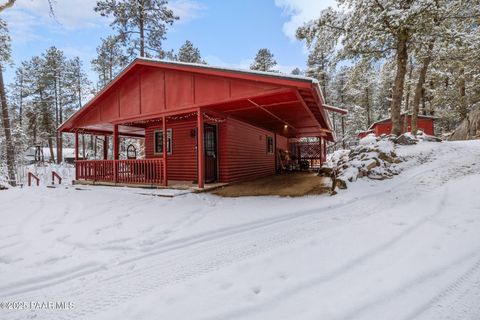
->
[1,140,480,320]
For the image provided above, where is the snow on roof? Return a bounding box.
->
[136,57,320,84]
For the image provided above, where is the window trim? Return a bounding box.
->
[266,135,274,154]
[154,128,172,155]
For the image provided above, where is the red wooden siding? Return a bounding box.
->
[218,118,275,183]
[373,116,435,136]
[145,120,198,181]
[144,117,278,183]
[76,67,280,129]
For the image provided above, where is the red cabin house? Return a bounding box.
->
[358,114,437,139]
[59,58,343,188]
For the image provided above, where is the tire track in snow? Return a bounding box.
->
[403,256,480,320]
[2,142,480,320]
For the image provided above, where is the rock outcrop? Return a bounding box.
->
[450,108,480,141]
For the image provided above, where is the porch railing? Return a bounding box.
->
[75,159,165,185]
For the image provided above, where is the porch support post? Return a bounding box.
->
[113,125,119,160]
[322,138,327,163]
[103,135,108,160]
[319,137,322,165]
[274,133,277,173]
[197,109,205,188]
[162,116,168,186]
[74,130,79,180]
[113,124,119,183]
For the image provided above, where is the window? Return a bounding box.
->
[154,129,172,154]
[266,136,274,154]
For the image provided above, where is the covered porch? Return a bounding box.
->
[60,58,345,189]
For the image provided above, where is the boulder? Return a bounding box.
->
[450,107,480,141]
[318,167,333,177]
[395,134,417,145]
[421,135,442,142]
[378,152,395,163]
[335,178,348,189]
[366,160,378,171]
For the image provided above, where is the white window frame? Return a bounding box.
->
[266,135,274,154]
[154,129,172,155]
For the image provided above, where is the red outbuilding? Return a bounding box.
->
[59,58,345,188]
[358,114,437,139]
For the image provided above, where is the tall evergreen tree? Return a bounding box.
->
[0,16,16,185]
[291,67,302,75]
[250,48,277,72]
[91,36,128,89]
[95,0,178,58]
[13,48,89,163]
[177,40,205,64]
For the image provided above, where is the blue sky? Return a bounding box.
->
[2,0,336,86]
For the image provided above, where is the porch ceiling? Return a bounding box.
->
[78,124,146,137]
[206,89,329,139]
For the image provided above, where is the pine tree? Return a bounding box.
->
[291,67,302,75]
[13,48,90,163]
[176,40,205,64]
[297,1,441,135]
[0,16,16,185]
[250,48,277,72]
[95,0,178,58]
[91,36,128,88]
[297,10,337,103]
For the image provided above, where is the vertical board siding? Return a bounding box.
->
[74,66,281,129]
[218,118,275,183]
[374,116,435,136]
[145,120,197,181]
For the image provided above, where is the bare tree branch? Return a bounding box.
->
[0,0,15,13]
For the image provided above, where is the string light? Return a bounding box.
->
[123,111,227,126]
[203,113,226,123]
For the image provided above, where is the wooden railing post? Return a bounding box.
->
[28,172,39,186]
[75,130,79,180]
[51,171,62,185]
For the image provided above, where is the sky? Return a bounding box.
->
[1,0,337,86]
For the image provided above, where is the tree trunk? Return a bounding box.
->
[365,87,371,127]
[48,136,55,163]
[0,0,16,12]
[19,73,23,127]
[0,66,16,186]
[458,67,468,120]
[412,41,434,135]
[403,58,414,133]
[139,0,145,57]
[390,29,409,136]
[54,76,62,164]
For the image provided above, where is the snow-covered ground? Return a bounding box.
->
[1,140,480,320]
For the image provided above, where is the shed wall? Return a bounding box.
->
[373,117,435,136]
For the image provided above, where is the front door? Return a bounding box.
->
[204,124,218,183]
